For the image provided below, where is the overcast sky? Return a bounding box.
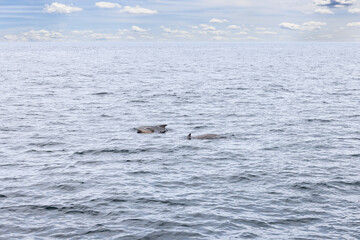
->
[1,0,360,41]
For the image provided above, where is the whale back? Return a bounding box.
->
[137,124,167,134]
[137,128,154,133]
[193,134,220,139]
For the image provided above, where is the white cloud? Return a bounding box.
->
[280,21,326,31]
[90,33,122,40]
[161,26,173,33]
[161,26,193,38]
[3,30,67,42]
[209,18,229,23]
[3,35,19,41]
[211,30,227,35]
[348,8,360,13]
[95,2,121,8]
[141,35,154,40]
[71,30,94,35]
[24,30,65,41]
[120,5,157,14]
[279,22,300,30]
[118,29,130,34]
[235,31,248,35]
[213,36,228,41]
[347,22,360,27]
[319,34,334,39]
[314,0,333,5]
[196,31,208,35]
[257,31,277,35]
[206,0,251,7]
[43,2,82,14]
[246,36,259,40]
[315,8,334,14]
[132,26,147,32]
[227,25,241,30]
[161,26,189,34]
[199,24,216,31]
[302,21,327,30]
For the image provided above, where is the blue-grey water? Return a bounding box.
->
[0,42,359,239]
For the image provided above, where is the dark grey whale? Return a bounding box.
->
[187,133,221,140]
[136,124,168,133]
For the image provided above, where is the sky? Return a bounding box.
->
[1,0,360,41]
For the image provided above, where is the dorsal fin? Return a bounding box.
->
[187,133,191,140]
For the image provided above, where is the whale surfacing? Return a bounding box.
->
[187,133,221,140]
[137,124,168,134]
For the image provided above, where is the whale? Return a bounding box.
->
[187,133,221,140]
[136,124,168,133]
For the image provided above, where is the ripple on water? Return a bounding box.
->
[91,92,113,96]
[72,148,133,155]
[1,42,359,240]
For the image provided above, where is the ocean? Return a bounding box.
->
[0,42,359,239]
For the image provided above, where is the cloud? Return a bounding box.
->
[213,36,228,41]
[206,0,251,7]
[3,35,20,41]
[10,29,65,41]
[235,31,248,35]
[313,0,354,8]
[43,2,82,14]
[257,31,277,35]
[141,35,154,40]
[347,22,360,26]
[246,36,259,40]
[280,21,326,31]
[90,33,122,40]
[161,26,193,38]
[209,18,229,23]
[279,22,300,30]
[132,26,147,32]
[95,2,121,8]
[118,29,130,34]
[71,30,94,35]
[161,26,189,34]
[302,21,327,30]
[199,24,216,31]
[348,8,360,13]
[315,8,334,14]
[72,29,132,41]
[24,30,64,41]
[211,30,227,35]
[193,25,226,36]
[227,25,241,30]
[120,6,157,14]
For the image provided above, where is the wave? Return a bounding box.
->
[306,118,333,123]
[73,148,133,156]
[28,142,63,147]
[91,92,113,96]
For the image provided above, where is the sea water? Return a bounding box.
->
[0,42,359,239]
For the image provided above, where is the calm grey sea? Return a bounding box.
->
[0,42,359,239]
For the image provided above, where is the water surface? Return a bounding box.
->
[0,42,359,239]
